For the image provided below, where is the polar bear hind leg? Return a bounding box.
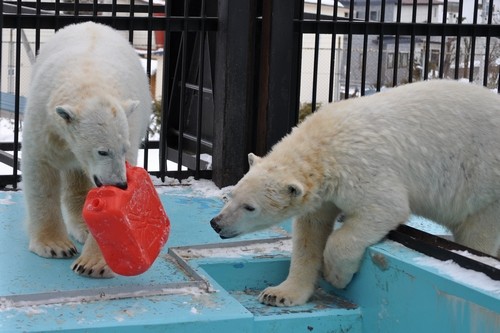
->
[452,202,500,258]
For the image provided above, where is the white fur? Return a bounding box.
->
[211,80,500,306]
[22,22,151,278]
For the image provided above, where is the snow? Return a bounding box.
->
[414,256,500,295]
[0,193,15,205]
[451,250,500,269]
[0,118,18,142]
[155,176,231,198]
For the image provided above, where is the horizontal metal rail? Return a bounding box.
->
[389,225,500,281]
[295,20,500,38]
[1,15,218,31]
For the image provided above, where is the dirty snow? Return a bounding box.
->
[174,238,292,260]
[0,285,208,311]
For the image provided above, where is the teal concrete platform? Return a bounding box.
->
[0,185,499,332]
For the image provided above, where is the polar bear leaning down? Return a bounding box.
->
[22,22,151,278]
[210,80,500,307]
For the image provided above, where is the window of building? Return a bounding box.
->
[387,52,394,69]
[399,52,409,68]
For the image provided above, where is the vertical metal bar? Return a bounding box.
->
[483,0,494,87]
[12,2,23,189]
[111,0,118,25]
[177,0,189,173]
[408,0,417,83]
[360,0,370,95]
[93,0,98,19]
[344,0,354,99]
[497,64,500,93]
[469,0,479,82]
[454,0,464,79]
[194,0,206,178]
[35,0,41,53]
[392,0,401,86]
[327,0,338,102]
[55,0,61,30]
[291,0,304,125]
[142,0,154,170]
[129,0,135,43]
[159,0,172,181]
[311,0,321,112]
[74,0,80,18]
[423,0,433,80]
[438,0,448,79]
[376,0,386,91]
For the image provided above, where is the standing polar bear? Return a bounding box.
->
[22,22,151,278]
[211,80,500,306]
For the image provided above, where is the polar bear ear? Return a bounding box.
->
[55,105,76,123]
[122,100,140,117]
[286,182,303,198]
[248,153,261,168]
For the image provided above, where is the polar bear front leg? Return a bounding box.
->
[62,170,92,243]
[71,234,114,278]
[259,203,340,306]
[24,161,78,258]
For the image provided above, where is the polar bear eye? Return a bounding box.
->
[243,204,256,212]
[97,150,110,157]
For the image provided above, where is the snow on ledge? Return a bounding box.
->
[414,256,500,296]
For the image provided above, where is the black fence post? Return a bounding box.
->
[212,0,257,187]
[255,0,300,156]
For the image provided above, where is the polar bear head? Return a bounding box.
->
[53,96,139,189]
[210,152,310,239]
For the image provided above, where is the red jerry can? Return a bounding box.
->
[82,162,170,276]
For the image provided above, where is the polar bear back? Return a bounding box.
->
[274,80,500,227]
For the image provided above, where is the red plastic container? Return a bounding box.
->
[82,163,170,276]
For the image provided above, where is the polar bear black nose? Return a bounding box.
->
[210,218,222,234]
[93,176,103,187]
[116,182,128,190]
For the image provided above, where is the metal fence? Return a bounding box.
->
[2,0,500,190]
[1,0,219,189]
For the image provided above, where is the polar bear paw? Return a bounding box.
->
[71,256,114,278]
[258,283,313,307]
[29,236,78,259]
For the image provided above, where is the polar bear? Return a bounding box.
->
[211,80,500,306]
[22,22,151,278]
